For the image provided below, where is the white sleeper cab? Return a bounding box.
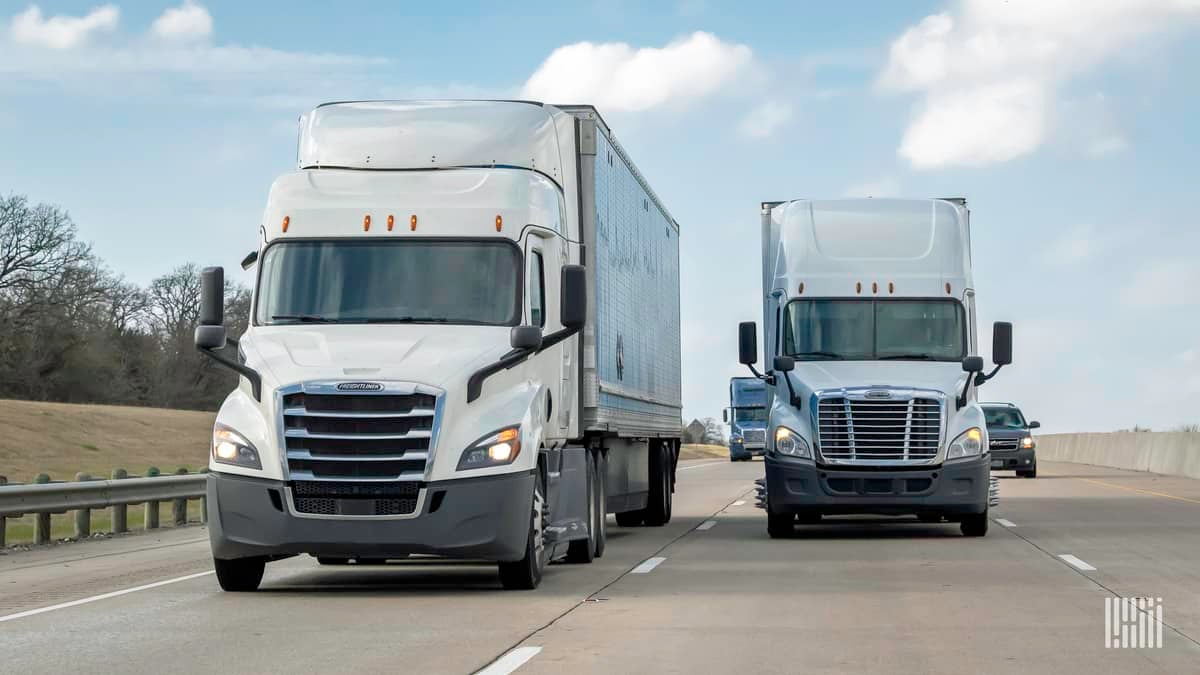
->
[196,101,683,591]
[741,198,1012,538]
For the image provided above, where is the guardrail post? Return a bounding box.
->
[144,467,160,530]
[34,473,52,544]
[0,476,7,548]
[199,467,209,525]
[111,468,128,533]
[173,467,189,526]
[74,472,92,539]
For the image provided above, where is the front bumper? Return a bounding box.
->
[990,449,1036,471]
[207,470,534,562]
[764,454,989,516]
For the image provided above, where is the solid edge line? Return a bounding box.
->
[0,570,215,624]
[476,646,542,675]
[677,460,725,472]
[1078,477,1200,506]
[630,556,666,574]
[1058,554,1097,571]
[697,520,717,531]
[994,518,1017,527]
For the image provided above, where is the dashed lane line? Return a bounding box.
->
[994,518,1017,527]
[1058,554,1097,571]
[630,557,666,574]
[475,647,542,675]
[696,520,717,531]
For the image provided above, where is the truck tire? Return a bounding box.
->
[642,441,673,527]
[214,557,265,592]
[593,452,607,559]
[615,511,644,527]
[960,511,989,537]
[317,557,350,565]
[499,472,548,590]
[566,454,598,564]
[767,512,794,539]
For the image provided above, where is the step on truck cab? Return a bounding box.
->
[195,100,683,591]
[740,199,1012,537]
[724,377,767,461]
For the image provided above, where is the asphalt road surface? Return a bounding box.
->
[2,460,1198,674]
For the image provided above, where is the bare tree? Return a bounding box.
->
[0,194,91,296]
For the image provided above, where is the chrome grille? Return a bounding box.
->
[282,388,437,481]
[743,429,766,446]
[989,438,1019,451]
[818,395,942,463]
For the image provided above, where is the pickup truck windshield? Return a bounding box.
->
[734,408,767,424]
[783,299,965,361]
[256,240,520,326]
[983,407,1027,429]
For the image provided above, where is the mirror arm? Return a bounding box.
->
[974,364,1003,386]
[197,343,262,401]
[535,325,580,354]
[777,368,802,409]
[468,324,583,405]
[745,363,772,384]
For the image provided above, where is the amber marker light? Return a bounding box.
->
[410,214,417,231]
[495,214,503,232]
[282,216,290,233]
[363,214,371,232]
[387,214,395,231]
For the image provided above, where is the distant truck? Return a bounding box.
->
[741,198,1011,538]
[724,377,767,461]
[195,100,683,591]
[982,402,1039,478]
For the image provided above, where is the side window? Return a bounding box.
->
[530,251,545,328]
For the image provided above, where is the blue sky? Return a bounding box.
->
[2,1,1199,432]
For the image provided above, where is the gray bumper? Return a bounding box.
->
[990,449,1036,470]
[764,455,989,516]
[207,471,533,562]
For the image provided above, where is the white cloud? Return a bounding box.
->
[10,4,119,49]
[151,1,213,42]
[842,177,900,198]
[1086,135,1130,156]
[1118,259,1200,308]
[521,32,753,112]
[879,0,1200,169]
[737,101,793,139]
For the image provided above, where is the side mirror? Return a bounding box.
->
[738,322,758,366]
[560,264,587,331]
[961,356,984,373]
[773,355,795,372]
[510,325,543,351]
[194,266,227,350]
[1028,420,1041,430]
[722,408,729,424]
[992,321,1013,366]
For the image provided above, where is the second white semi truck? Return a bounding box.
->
[742,198,1009,537]
[195,100,682,591]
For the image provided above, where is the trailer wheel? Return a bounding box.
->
[642,441,673,526]
[566,453,598,564]
[615,510,644,527]
[499,471,548,589]
[214,557,265,592]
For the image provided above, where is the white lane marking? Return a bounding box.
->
[0,570,214,624]
[1058,554,1097,571]
[477,646,542,675]
[631,556,666,574]
[732,500,746,506]
[696,520,717,531]
[677,461,724,472]
[995,518,1017,528]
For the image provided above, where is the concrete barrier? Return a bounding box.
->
[1036,432,1200,480]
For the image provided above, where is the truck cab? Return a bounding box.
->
[740,199,1012,537]
[725,377,767,461]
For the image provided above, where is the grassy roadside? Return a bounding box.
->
[3,502,205,547]
[680,444,730,460]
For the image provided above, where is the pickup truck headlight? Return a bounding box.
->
[212,424,261,469]
[946,427,983,461]
[458,426,521,470]
[1021,436,1035,450]
[774,427,811,459]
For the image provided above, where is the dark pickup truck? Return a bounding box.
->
[982,402,1039,478]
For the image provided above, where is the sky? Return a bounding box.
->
[2,0,1199,433]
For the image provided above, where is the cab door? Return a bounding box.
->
[524,230,566,443]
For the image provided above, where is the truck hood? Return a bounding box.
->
[243,325,511,390]
[789,361,968,398]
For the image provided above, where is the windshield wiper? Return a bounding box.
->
[790,351,845,360]
[879,353,938,360]
[271,314,336,323]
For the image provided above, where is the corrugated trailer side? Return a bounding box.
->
[559,106,683,440]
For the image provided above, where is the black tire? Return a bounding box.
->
[643,441,673,527]
[316,556,350,565]
[355,558,388,565]
[566,453,597,564]
[961,511,989,537]
[214,557,265,592]
[499,471,548,590]
[1019,466,1037,478]
[767,511,794,539]
[615,510,644,527]
[593,452,607,559]
[795,511,822,525]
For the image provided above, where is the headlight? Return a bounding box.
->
[1022,436,1035,450]
[458,426,522,470]
[730,434,743,444]
[946,427,983,461]
[212,424,261,469]
[773,427,811,459]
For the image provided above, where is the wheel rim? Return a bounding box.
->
[533,481,546,566]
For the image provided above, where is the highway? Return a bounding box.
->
[2,460,1199,673]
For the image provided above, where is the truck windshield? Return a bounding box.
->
[255,240,520,326]
[983,407,1027,429]
[783,299,965,361]
[734,408,767,424]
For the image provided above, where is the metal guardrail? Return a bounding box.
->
[0,471,208,548]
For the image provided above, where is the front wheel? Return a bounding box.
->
[767,512,794,539]
[499,472,548,590]
[1018,466,1037,478]
[214,557,265,592]
[961,511,989,537]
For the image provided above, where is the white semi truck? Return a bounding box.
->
[195,100,683,591]
[741,198,1010,537]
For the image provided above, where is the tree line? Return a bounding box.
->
[0,194,248,411]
